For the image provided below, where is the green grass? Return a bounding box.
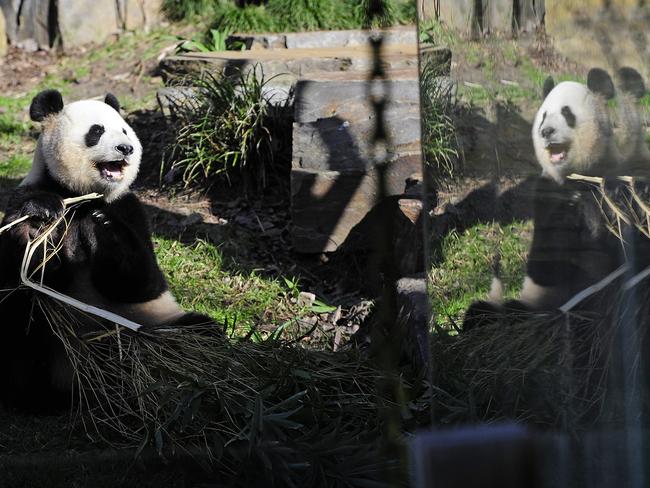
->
[419,18,459,47]
[162,0,217,21]
[0,154,32,179]
[154,236,294,336]
[429,221,532,327]
[0,95,36,181]
[166,0,415,41]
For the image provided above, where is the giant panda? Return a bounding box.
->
[463,69,624,330]
[0,89,214,411]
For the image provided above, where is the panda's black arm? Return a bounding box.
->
[89,193,168,303]
[0,187,68,285]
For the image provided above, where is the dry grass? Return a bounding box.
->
[430,296,646,432]
[37,296,392,486]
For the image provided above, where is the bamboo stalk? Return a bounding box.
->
[559,265,628,313]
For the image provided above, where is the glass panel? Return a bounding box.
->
[417,0,650,486]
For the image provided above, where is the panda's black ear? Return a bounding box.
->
[29,89,64,122]
[542,76,555,99]
[104,93,120,112]
[587,68,615,100]
[616,67,646,100]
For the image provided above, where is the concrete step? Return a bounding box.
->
[159,43,419,85]
[227,25,417,50]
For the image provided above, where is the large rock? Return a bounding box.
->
[117,0,162,31]
[484,0,514,34]
[0,0,50,50]
[516,0,545,32]
[0,0,162,50]
[437,0,480,37]
[395,275,430,372]
[0,7,6,56]
[292,74,421,172]
[290,70,422,253]
[544,1,646,74]
[0,1,16,41]
[58,0,119,48]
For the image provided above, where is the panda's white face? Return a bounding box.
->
[26,97,142,201]
[532,81,614,183]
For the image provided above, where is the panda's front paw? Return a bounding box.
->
[91,210,112,226]
[20,193,64,223]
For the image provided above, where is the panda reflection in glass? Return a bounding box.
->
[463,68,649,330]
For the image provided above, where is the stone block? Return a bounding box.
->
[3,0,51,49]
[291,155,422,253]
[0,1,17,41]
[438,0,479,37]
[484,0,514,34]
[117,0,162,30]
[290,71,422,253]
[58,0,119,49]
[292,76,420,170]
[228,26,417,50]
[160,44,418,84]
[516,0,545,32]
[395,275,430,371]
[0,7,6,57]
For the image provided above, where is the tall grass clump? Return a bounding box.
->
[171,0,417,34]
[162,0,216,21]
[265,0,359,31]
[420,54,459,180]
[164,68,289,195]
[35,295,398,486]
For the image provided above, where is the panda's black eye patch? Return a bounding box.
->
[561,106,576,128]
[122,128,127,135]
[85,124,105,147]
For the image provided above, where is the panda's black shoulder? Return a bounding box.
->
[105,192,150,227]
[108,191,144,210]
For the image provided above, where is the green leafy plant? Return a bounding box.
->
[264,0,359,31]
[420,55,459,179]
[162,0,217,21]
[164,67,289,195]
[169,0,416,34]
[178,29,230,52]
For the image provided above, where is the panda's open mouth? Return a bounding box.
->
[546,143,570,165]
[96,160,127,181]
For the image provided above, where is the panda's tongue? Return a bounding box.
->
[547,144,568,164]
[99,161,126,180]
